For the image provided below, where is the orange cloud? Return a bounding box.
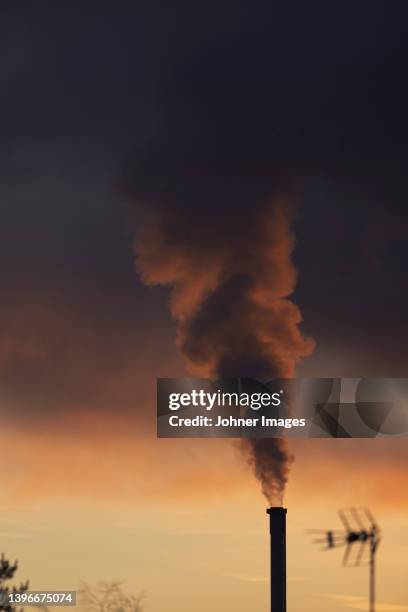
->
[1,411,407,512]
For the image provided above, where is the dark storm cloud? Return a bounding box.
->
[121,2,407,199]
[1,2,406,194]
[0,1,407,426]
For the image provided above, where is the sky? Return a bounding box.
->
[0,3,407,611]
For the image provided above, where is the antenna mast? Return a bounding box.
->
[309,508,381,612]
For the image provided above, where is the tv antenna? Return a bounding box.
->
[309,508,381,612]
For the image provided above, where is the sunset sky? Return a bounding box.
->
[1,4,407,612]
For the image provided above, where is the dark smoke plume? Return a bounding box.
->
[243,439,294,505]
[131,166,314,502]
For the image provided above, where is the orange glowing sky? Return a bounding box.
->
[0,304,406,612]
[0,291,405,612]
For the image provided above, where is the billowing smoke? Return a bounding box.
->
[243,439,294,505]
[131,165,314,503]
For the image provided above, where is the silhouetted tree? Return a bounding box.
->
[79,582,144,612]
[0,554,29,612]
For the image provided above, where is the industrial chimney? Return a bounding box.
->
[267,507,287,612]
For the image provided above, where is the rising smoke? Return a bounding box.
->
[131,166,314,503]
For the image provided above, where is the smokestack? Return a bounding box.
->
[267,507,287,612]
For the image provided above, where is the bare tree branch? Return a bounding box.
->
[79,582,144,612]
